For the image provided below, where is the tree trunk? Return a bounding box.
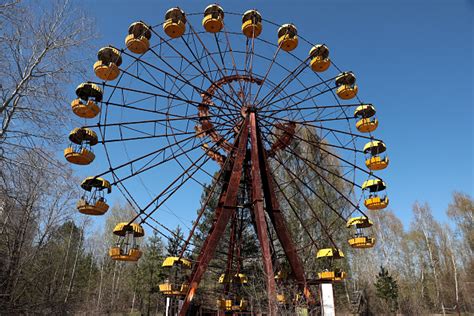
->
[421,228,444,313]
[64,226,83,303]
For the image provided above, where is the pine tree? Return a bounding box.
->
[133,231,166,314]
[166,225,184,256]
[374,266,398,312]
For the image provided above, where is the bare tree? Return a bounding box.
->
[0,149,79,312]
[0,1,96,313]
[448,191,474,253]
[0,0,93,165]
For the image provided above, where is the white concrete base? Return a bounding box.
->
[320,283,335,316]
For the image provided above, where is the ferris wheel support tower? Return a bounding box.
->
[179,111,314,316]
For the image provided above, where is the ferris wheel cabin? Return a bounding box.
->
[202,4,224,33]
[217,273,249,312]
[277,24,298,52]
[335,72,358,100]
[64,127,98,165]
[77,177,111,215]
[354,104,378,133]
[125,21,151,54]
[347,216,376,248]
[309,44,331,72]
[274,271,291,305]
[362,178,389,210]
[164,8,186,38]
[70,82,102,119]
[242,10,262,38]
[109,223,144,261]
[159,257,192,296]
[93,46,122,81]
[316,248,346,282]
[364,140,389,171]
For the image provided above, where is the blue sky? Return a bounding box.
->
[69,0,473,234]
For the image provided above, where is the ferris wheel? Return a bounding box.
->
[64,4,389,315]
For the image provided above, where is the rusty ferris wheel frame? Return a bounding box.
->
[74,6,388,316]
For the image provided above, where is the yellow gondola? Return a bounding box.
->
[242,10,262,38]
[93,46,122,81]
[309,44,331,72]
[275,270,289,305]
[202,4,224,33]
[354,104,378,133]
[363,140,389,171]
[347,217,376,248]
[277,294,288,304]
[70,82,102,119]
[217,298,249,312]
[316,248,346,281]
[77,177,111,215]
[335,72,358,100]
[218,273,248,284]
[109,222,144,261]
[163,8,186,38]
[216,273,249,312]
[362,179,389,210]
[64,128,98,165]
[159,257,192,296]
[125,21,151,54]
[278,24,298,52]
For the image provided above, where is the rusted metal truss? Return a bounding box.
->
[179,112,314,316]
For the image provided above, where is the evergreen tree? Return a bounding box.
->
[167,225,184,256]
[133,231,166,314]
[374,266,398,312]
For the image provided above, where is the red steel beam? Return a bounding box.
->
[179,117,250,316]
[249,112,278,316]
[255,118,316,305]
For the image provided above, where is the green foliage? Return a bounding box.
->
[133,231,167,314]
[374,266,398,312]
[166,225,184,256]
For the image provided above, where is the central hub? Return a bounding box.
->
[196,75,263,154]
[240,105,257,117]
[195,74,295,165]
